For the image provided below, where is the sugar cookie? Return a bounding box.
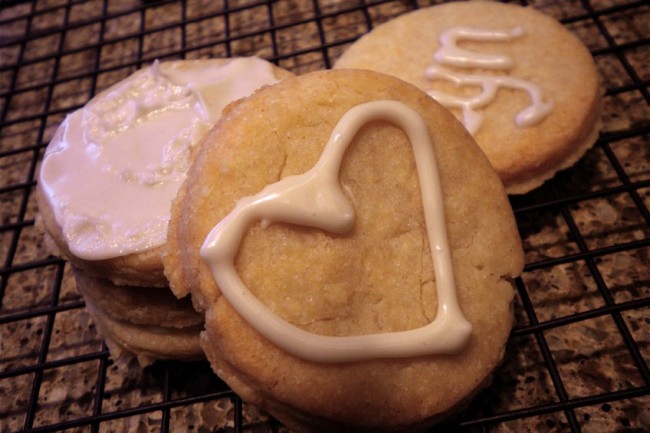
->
[164,69,523,431]
[335,2,602,194]
[38,57,293,287]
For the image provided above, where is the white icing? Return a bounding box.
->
[40,58,280,260]
[435,26,524,70]
[425,65,555,135]
[200,100,472,363]
[426,26,554,134]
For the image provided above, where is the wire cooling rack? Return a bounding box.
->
[1,0,648,432]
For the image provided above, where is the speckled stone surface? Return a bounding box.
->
[0,1,648,433]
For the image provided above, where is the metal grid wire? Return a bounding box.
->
[0,0,648,432]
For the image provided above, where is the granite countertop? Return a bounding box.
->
[0,1,649,432]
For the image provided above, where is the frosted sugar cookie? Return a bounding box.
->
[335,2,602,194]
[164,69,524,431]
[74,271,203,365]
[38,57,293,287]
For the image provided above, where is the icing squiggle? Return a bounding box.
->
[425,65,555,135]
[200,100,472,363]
[426,26,554,135]
[435,26,524,70]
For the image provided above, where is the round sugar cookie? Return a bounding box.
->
[334,2,602,194]
[37,57,293,287]
[164,69,524,431]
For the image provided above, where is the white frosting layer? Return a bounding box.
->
[40,58,280,260]
[201,100,472,363]
[426,26,554,135]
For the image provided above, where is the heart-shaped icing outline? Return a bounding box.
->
[201,100,472,363]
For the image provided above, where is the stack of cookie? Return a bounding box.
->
[38,2,602,430]
[37,58,293,365]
